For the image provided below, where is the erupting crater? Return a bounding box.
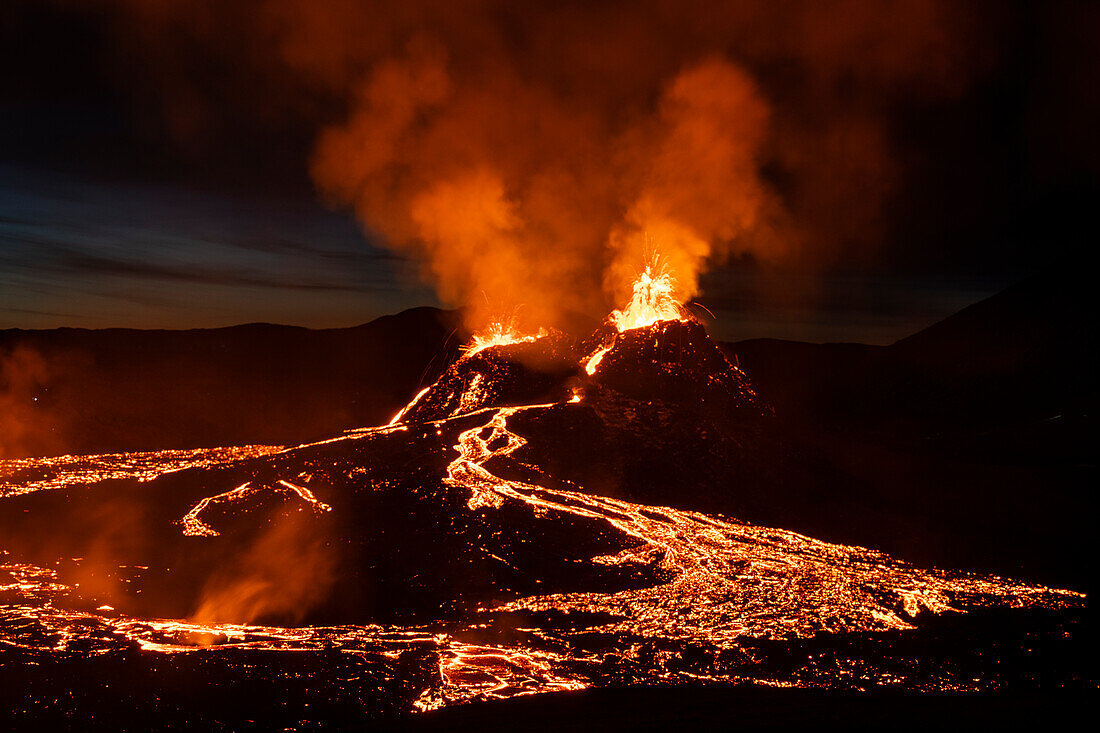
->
[0,270,1088,723]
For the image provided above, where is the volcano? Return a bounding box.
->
[0,314,1088,729]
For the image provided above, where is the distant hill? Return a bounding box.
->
[722,272,1096,591]
[726,271,1097,458]
[1,307,463,457]
[3,271,1095,465]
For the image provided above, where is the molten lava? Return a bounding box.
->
[583,345,612,376]
[463,319,547,357]
[610,261,685,332]
[388,386,431,425]
[0,301,1089,722]
[585,258,691,375]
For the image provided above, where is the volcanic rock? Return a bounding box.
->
[400,330,583,423]
[586,319,768,416]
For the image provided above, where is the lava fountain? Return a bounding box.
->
[586,256,692,375]
[464,315,548,357]
[610,259,686,332]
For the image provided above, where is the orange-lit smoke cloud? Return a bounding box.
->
[605,58,778,306]
[192,511,336,625]
[1,346,55,458]
[51,0,999,329]
[308,36,783,325]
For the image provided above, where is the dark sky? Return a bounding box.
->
[1,1,1096,342]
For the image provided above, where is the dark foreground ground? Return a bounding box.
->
[392,688,1095,732]
[2,604,1094,730]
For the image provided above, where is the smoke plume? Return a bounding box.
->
[192,511,337,625]
[42,0,1000,331]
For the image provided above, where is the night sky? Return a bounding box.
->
[2,1,1096,343]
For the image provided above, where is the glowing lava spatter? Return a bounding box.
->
[463,318,547,357]
[610,261,685,332]
[585,257,690,375]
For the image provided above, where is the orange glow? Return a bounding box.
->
[2,2,1081,718]
[583,344,611,376]
[610,259,686,332]
[0,445,282,499]
[0,397,1086,709]
[56,0,990,341]
[439,402,1083,644]
[463,319,547,357]
[180,479,332,539]
[389,386,431,425]
[585,254,690,375]
[0,319,1087,712]
[311,41,782,337]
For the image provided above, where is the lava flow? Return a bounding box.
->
[445,403,1076,642]
[0,265,1090,724]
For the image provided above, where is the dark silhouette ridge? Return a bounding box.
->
[725,270,1097,460]
[1,307,465,457]
[5,272,1092,460]
[719,271,1097,593]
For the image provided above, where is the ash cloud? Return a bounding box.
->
[32,0,1009,331]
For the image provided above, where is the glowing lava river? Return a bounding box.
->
[0,320,1090,726]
